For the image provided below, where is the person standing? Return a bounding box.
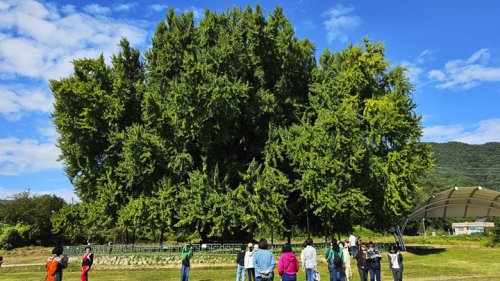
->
[341,242,352,281]
[387,245,403,281]
[236,244,247,281]
[278,243,299,281]
[46,246,68,281]
[366,242,382,281]
[180,244,193,281]
[81,246,93,281]
[245,243,256,281]
[355,243,368,281]
[348,234,357,258]
[253,238,275,281]
[326,240,345,281]
[301,238,317,281]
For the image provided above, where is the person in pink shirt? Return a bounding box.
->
[278,243,299,281]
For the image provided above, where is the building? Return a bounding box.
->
[452,220,495,235]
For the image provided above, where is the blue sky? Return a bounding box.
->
[1,0,500,201]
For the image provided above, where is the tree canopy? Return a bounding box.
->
[50,5,432,243]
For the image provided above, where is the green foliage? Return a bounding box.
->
[488,224,500,246]
[276,40,432,231]
[0,192,65,246]
[50,6,431,242]
[0,223,30,250]
[421,142,500,195]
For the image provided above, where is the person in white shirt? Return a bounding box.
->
[387,245,403,281]
[341,241,352,281]
[244,243,255,281]
[348,234,357,257]
[301,238,317,281]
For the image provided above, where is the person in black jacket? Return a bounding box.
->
[81,246,93,281]
[366,242,382,281]
[236,244,246,281]
[355,243,368,281]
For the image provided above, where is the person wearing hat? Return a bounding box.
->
[46,246,68,281]
[245,243,256,281]
[355,243,368,281]
[236,244,247,281]
[81,246,93,281]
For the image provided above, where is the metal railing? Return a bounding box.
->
[64,242,391,256]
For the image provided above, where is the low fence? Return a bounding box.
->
[64,242,392,256]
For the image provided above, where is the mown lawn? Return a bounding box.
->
[0,248,499,281]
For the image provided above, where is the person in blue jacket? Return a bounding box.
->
[253,238,276,281]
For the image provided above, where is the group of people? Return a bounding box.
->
[44,245,93,281]
[41,236,401,281]
[232,235,404,281]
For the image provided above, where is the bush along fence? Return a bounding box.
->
[64,242,392,256]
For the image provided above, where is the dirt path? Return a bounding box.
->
[1,263,44,267]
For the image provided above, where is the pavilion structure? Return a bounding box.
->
[395,186,500,250]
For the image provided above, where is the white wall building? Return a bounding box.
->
[452,221,495,235]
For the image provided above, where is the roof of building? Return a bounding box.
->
[406,186,500,221]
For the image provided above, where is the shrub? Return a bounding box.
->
[0,223,30,250]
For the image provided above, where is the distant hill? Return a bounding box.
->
[421,142,500,194]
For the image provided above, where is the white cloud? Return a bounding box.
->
[428,70,446,81]
[454,119,500,144]
[0,186,79,202]
[0,85,53,120]
[416,49,434,64]
[83,3,111,15]
[401,61,423,85]
[428,49,500,89]
[423,118,500,144]
[60,4,76,15]
[183,6,205,21]
[0,137,61,175]
[323,4,361,43]
[0,0,149,81]
[423,124,466,143]
[113,2,138,12]
[149,4,168,12]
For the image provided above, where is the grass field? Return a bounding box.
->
[1,247,499,281]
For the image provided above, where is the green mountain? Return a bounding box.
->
[421,142,500,194]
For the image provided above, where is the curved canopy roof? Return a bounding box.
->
[407,186,500,220]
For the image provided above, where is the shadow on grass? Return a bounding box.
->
[406,245,447,255]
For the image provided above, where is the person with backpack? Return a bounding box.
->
[366,242,382,281]
[278,243,299,281]
[236,244,247,281]
[326,239,345,281]
[245,243,256,281]
[387,245,403,281]
[301,238,317,281]
[180,244,193,281]
[45,246,68,281]
[81,246,93,281]
[355,243,368,281]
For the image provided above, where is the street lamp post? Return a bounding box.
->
[422,218,427,240]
